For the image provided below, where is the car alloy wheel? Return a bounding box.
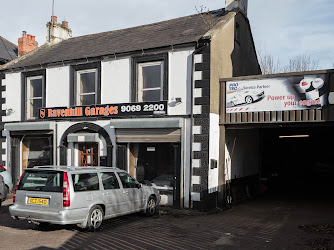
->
[245,96,253,104]
[146,196,156,216]
[87,205,103,231]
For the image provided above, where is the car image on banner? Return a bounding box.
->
[228,89,265,107]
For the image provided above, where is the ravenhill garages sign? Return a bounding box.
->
[39,101,167,119]
[226,74,329,113]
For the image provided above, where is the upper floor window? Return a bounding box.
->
[76,69,97,106]
[23,70,46,121]
[137,61,164,102]
[26,76,43,119]
[71,62,101,107]
[132,54,168,102]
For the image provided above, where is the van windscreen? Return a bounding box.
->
[18,170,63,192]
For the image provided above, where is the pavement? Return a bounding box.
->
[1,192,334,249]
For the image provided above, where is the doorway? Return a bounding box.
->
[127,143,181,207]
[78,143,98,166]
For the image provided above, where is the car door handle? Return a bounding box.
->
[103,192,109,196]
[123,190,129,194]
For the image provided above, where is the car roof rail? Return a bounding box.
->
[32,166,120,171]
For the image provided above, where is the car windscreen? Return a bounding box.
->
[18,170,63,192]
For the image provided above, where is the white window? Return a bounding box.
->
[137,61,163,102]
[76,69,97,106]
[26,76,43,119]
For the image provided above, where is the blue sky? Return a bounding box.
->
[1,0,333,69]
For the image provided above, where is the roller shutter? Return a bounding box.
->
[116,128,181,143]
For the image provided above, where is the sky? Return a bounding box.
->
[1,0,333,69]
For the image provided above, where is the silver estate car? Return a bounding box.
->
[9,166,160,231]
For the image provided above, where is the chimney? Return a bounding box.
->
[46,16,72,44]
[18,31,38,56]
[225,0,248,16]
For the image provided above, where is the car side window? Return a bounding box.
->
[72,173,99,192]
[101,172,120,190]
[117,172,137,189]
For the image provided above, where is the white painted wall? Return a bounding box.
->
[3,72,22,122]
[168,48,194,116]
[46,66,70,107]
[208,113,219,193]
[101,57,131,104]
[225,129,260,182]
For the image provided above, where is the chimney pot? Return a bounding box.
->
[62,21,68,27]
[27,34,32,40]
[51,16,57,23]
[31,36,35,41]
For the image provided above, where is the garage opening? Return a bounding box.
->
[225,124,334,203]
[260,125,334,197]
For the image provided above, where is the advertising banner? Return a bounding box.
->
[39,101,167,119]
[226,74,329,113]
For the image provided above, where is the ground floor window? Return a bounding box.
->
[124,143,180,206]
[21,136,53,172]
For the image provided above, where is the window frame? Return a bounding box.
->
[76,68,98,106]
[137,61,164,102]
[70,62,101,107]
[22,70,46,121]
[132,53,168,102]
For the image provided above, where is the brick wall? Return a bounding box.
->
[18,32,38,56]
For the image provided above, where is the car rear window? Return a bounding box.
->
[18,170,63,192]
[72,173,99,192]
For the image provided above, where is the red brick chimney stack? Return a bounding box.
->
[18,31,38,56]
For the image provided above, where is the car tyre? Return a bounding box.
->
[87,205,104,232]
[245,96,253,104]
[37,222,50,228]
[145,196,157,216]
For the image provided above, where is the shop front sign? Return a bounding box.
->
[39,101,167,119]
[226,74,329,113]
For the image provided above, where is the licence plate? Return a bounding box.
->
[28,197,49,206]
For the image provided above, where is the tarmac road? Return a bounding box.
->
[1,193,334,249]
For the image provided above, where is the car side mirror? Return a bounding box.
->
[137,183,142,189]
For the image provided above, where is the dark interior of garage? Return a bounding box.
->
[260,124,334,198]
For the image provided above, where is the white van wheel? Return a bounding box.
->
[145,196,157,216]
[87,205,103,231]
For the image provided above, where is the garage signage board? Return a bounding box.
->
[39,101,167,119]
[226,74,329,113]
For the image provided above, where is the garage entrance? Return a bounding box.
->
[225,123,334,203]
[260,124,334,196]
